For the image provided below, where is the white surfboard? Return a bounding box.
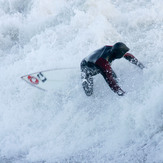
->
[21,67,79,91]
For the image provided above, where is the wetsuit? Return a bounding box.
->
[81,44,144,96]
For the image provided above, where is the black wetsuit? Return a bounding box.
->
[81,44,144,96]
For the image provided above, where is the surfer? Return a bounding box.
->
[80,42,145,96]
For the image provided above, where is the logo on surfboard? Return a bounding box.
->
[27,73,47,85]
[37,72,47,83]
[28,75,39,84]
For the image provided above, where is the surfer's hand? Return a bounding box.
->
[117,89,125,96]
[137,62,145,69]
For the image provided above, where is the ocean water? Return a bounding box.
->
[0,0,163,162]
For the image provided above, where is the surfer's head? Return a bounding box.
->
[111,42,129,59]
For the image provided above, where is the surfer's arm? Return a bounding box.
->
[95,58,125,96]
[124,53,145,69]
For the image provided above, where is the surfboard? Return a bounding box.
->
[21,67,79,91]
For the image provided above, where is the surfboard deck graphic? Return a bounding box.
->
[21,68,79,91]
